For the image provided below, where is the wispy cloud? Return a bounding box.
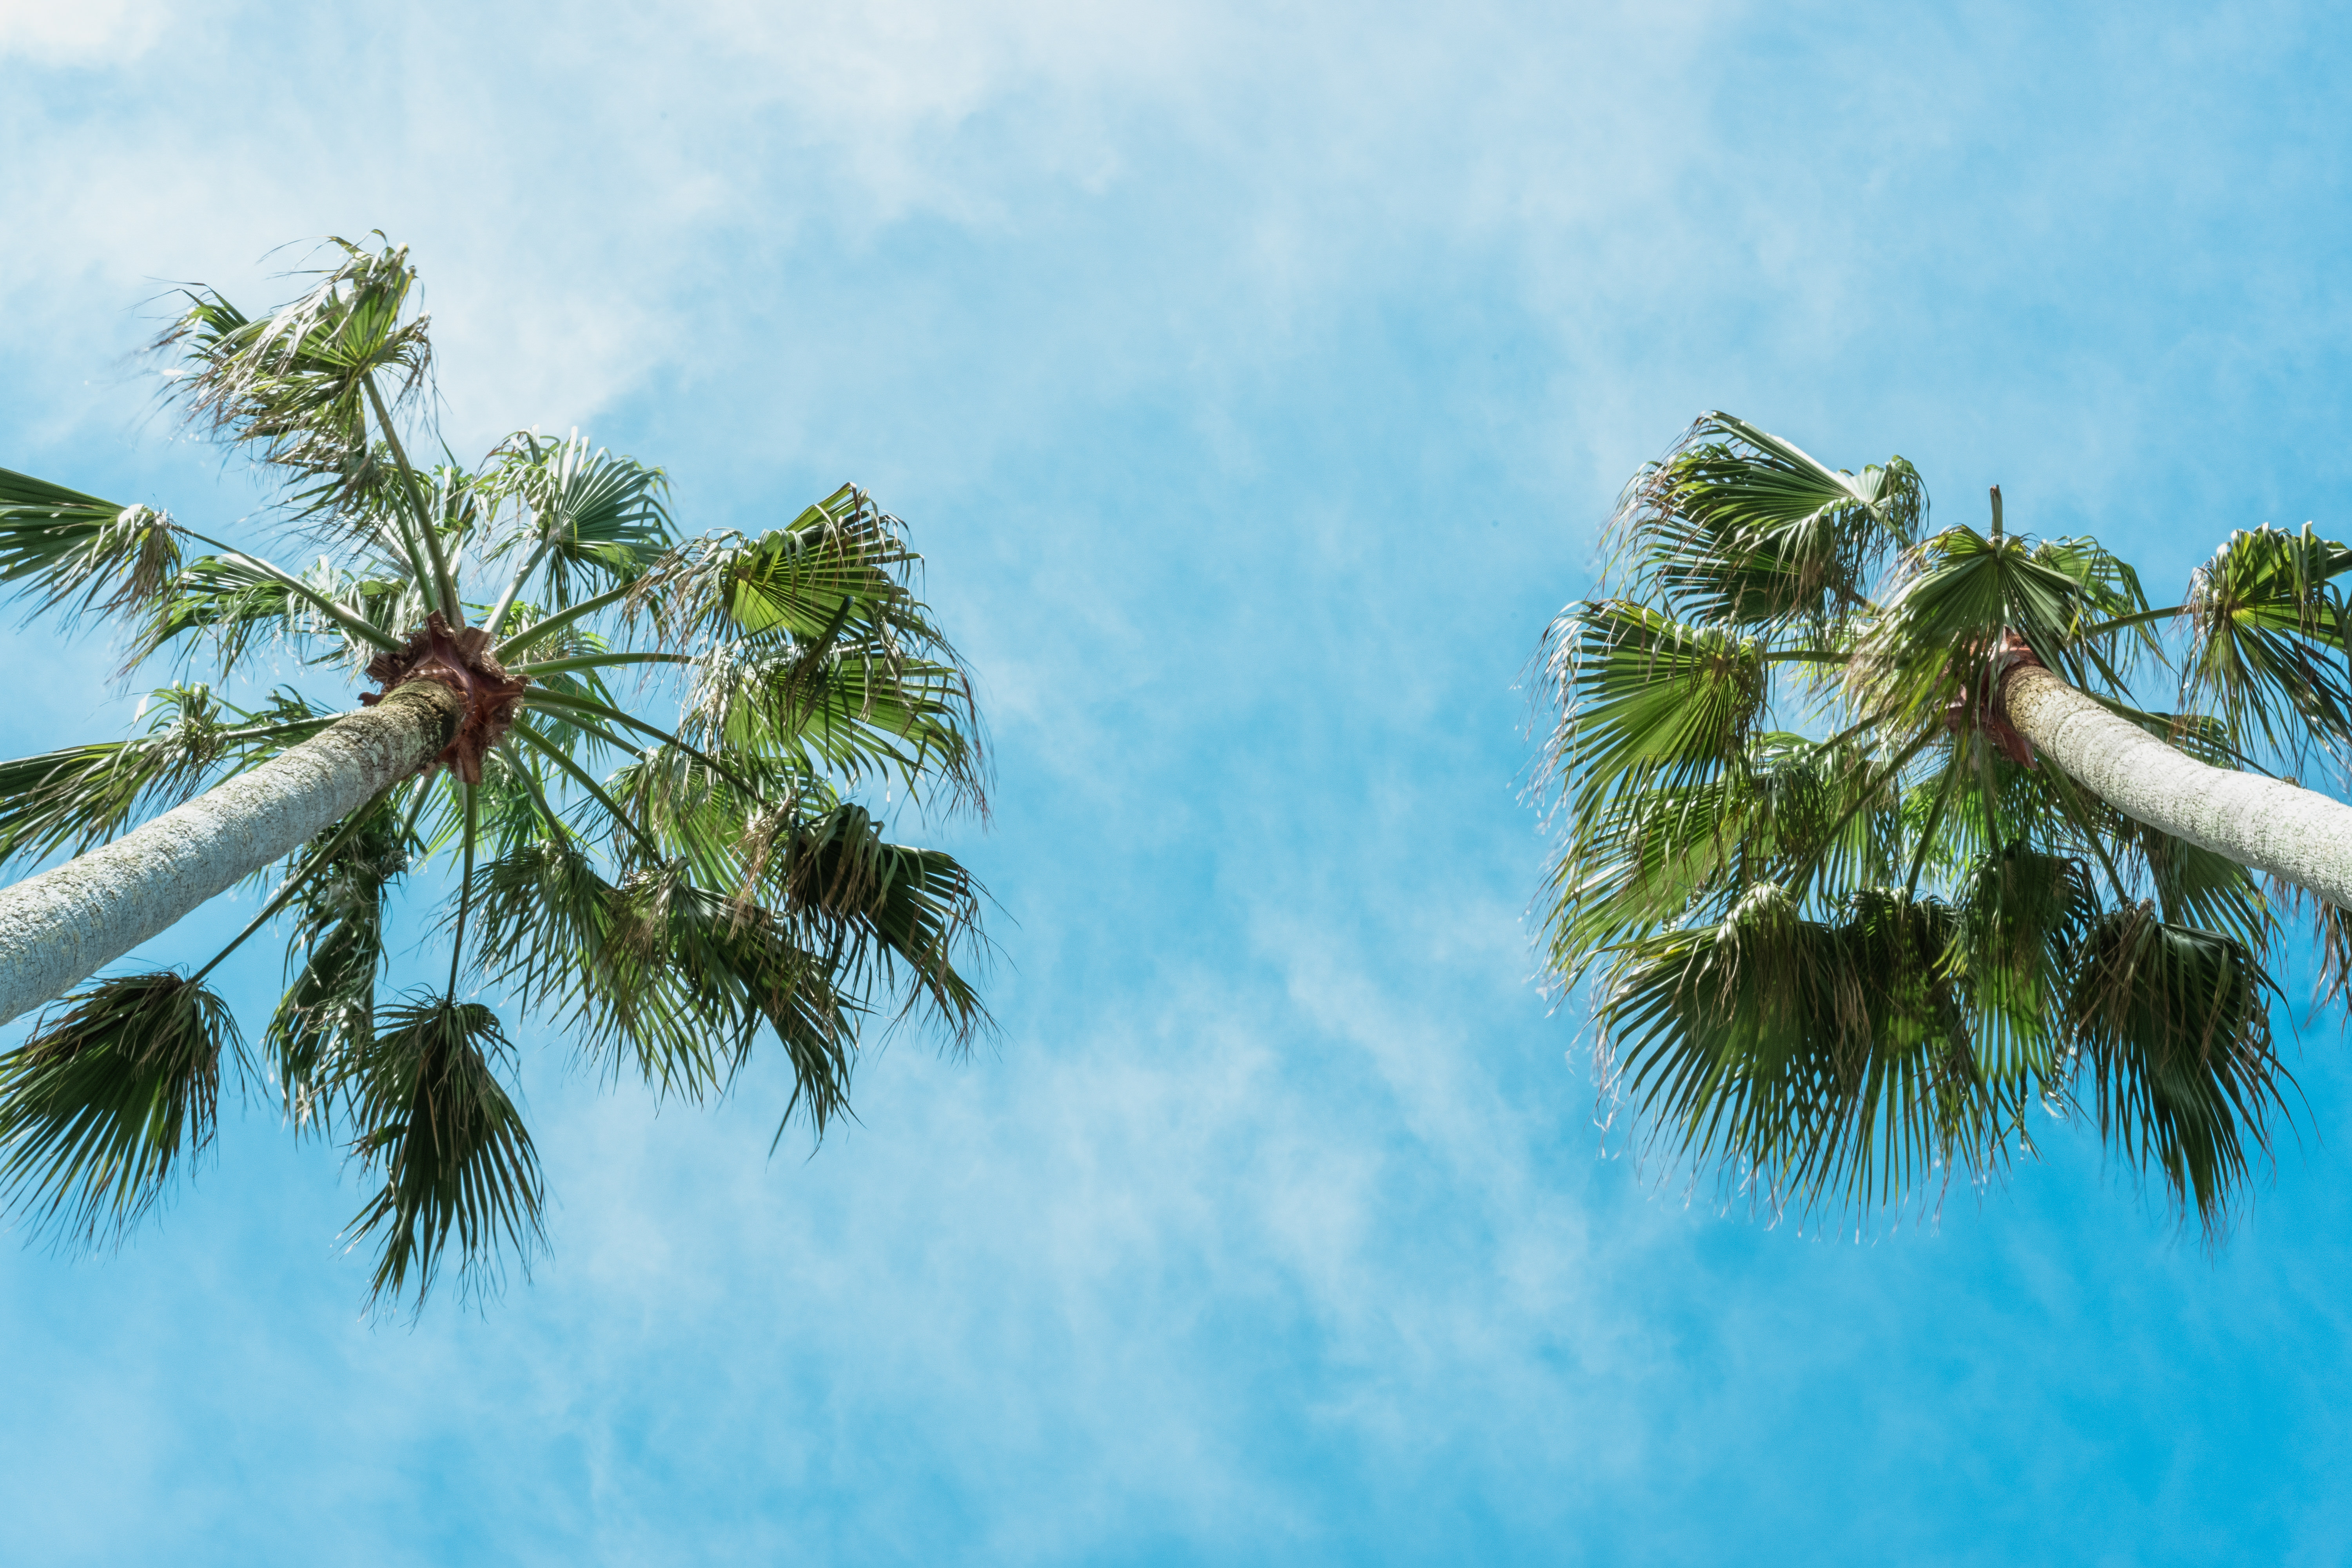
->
[0,0,165,64]
[8,1,2352,1563]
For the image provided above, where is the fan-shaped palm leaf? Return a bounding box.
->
[0,235,995,1310]
[1541,413,2341,1234]
[0,974,240,1243]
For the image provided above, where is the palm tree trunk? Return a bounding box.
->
[2005,662,2352,907]
[0,682,463,1027]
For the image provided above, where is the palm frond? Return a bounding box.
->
[756,803,989,1044]
[125,554,299,673]
[1612,412,1924,627]
[2318,902,2352,1017]
[469,841,861,1122]
[1947,844,2097,1076]
[0,973,240,1244]
[606,744,765,888]
[1543,774,1751,980]
[127,537,414,672]
[0,466,182,628]
[0,685,236,866]
[469,839,742,1101]
[1600,882,2020,1221]
[1751,729,1912,903]
[1855,528,2149,741]
[628,487,962,671]
[346,994,541,1308]
[2066,909,2288,1234]
[1541,600,1766,817]
[679,640,984,810]
[2180,524,2352,763]
[154,236,432,522]
[466,743,562,857]
[1541,727,1906,985]
[266,796,412,1129]
[481,433,673,621]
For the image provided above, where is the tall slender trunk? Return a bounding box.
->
[0,682,462,1027]
[2004,662,2352,908]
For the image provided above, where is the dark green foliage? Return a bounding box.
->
[1949,845,2098,1073]
[2070,913,2288,1231]
[0,974,239,1242]
[765,803,989,1038]
[347,996,542,1307]
[1623,412,1924,629]
[0,236,993,1310]
[267,802,410,1128]
[1543,412,2334,1235]
[2180,524,2352,761]
[1604,884,2011,1216]
[1857,528,2153,735]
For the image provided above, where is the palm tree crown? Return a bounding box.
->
[1539,413,2352,1235]
[0,237,991,1307]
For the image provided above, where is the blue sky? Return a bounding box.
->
[5,0,2352,1562]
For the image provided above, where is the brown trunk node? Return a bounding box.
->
[359,611,530,783]
[1944,627,2044,766]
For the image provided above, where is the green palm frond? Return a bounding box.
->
[468,836,730,1099]
[156,237,431,515]
[627,485,951,657]
[154,235,464,617]
[2318,902,2352,1014]
[266,796,412,1129]
[1542,726,1907,985]
[1615,412,1924,628]
[126,551,417,677]
[347,995,542,1309]
[481,433,673,622]
[125,554,300,673]
[2067,911,2287,1232]
[125,537,412,673]
[1543,411,2314,1236]
[0,973,240,1243]
[465,837,853,1114]
[1543,774,1751,979]
[1854,528,2149,735]
[1602,883,2020,1219]
[1543,600,1766,813]
[3,235,994,1308]
[0,467,181,627]
[1751,729,1912,900]
[2180,524,2352,762]
[679,641,982,807]
[604,744,762,886]
[759,804,989,1042]
[1947,844,2097,1074]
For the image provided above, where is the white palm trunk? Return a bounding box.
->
[0,683,462,1027]
[2005,663,2352,908]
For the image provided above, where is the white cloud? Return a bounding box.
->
[9,3,2352,1561]
[0,0,1752,466]
[0,0,164,62]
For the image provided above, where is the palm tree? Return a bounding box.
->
[0,237,991,1307]
[1537,412,2352,1235]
